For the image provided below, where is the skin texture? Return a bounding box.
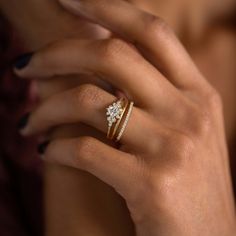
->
[1,1,136,235]
[1,1,236,235]
[13,0,236,235]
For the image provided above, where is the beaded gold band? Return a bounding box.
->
[106,97,134,142]
[116,101,134,142]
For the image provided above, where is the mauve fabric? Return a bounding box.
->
[0,16,43,235]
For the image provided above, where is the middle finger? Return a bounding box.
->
[15,38,178,109]
[59,0,201,89]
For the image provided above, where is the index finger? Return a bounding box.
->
[59,0,204,89]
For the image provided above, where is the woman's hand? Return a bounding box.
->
[15,0,236,235]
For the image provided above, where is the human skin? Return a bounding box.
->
[1,0,236,235]
[1,1,136,235]
[13,0,236,235]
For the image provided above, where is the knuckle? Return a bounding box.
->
[186,106,212,137]
[97,38,134,63]
[143,15,172,41]
[187,88,223,137]
[72,84,102,108]
[204,88,223,111]
[73,136,95,168]
[166,132,195,163]
[145,125,166,155]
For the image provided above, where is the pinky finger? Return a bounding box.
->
[43,136,143,201]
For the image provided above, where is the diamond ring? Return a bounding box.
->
[106,97,134,142]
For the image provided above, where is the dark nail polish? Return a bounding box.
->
[17,113,30,130]
[37,141,50,155]
[14,53,33,70]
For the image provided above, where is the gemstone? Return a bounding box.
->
[106,100,123,126]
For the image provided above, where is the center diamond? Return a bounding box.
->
[106,101,123,127]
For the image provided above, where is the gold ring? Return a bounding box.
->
[106,97,134,142]
[115,101,134,142]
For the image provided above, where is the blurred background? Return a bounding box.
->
[0,15,43,236]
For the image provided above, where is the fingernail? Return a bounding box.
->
[37,141,50,155]
[14,53,33,70]
[17,113,30,130]
[59,0,83,12]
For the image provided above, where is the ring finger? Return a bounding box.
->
[20,84,160,151]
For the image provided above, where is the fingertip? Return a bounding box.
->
[17,113,30,130]
[17,112,33,137]
[38,141,50,155]
[18,127,30,137]
[58,0,83,16]
[14,52,33,69]
[13,52,34,77]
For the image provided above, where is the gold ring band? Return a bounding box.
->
[115,101,134,142]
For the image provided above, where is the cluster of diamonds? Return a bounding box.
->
[106,100,123,127]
